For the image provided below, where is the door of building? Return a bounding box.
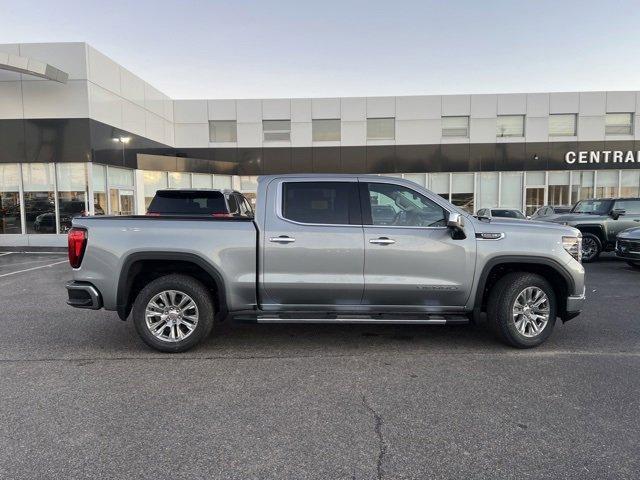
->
[525,187,545,216]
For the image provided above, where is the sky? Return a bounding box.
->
[1,0,639,99]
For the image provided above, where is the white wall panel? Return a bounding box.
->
[173,99,208,123]
[174,123,209,147]
[20,42,88,80]
[396,120,437,144]
[0,81,23,119]
[312,98,340,119]
[396,95,441,120]
[163,99,173,122]
[607,91,636,112]
[23,80,89,118]
[341,121,366,145]
[470,94,497,118]
[497,94,526,114]
[291,122,312,146]
[236,99,262,122]
[87,45,120,94]
[525,116,549,142]
[208,99,236,120]
[549,92,579,113]
[0,44,20,80]
[470,118,497,142]
[120,68,145,107]
[236,122,262,147]
[442,95,470,116]
[164,120,175,146]
[579,92,606,116]
[577,116,605,141]
[262,98,290,119]
[145,112,165,143]
[341,97,366,121]
[144,83,166,118]
[291,98,312,122]
[526,93,549,117]
[122,100,146,136]
[366,96,395,117]
[88,82,122,128]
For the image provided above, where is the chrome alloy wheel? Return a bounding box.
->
[512,287,550,338]
[582,237,598,261]
[145,290,199,342]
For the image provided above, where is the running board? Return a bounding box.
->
[234,314,469,325]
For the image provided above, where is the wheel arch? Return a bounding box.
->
[473,256,574,322]
[116,252,228,321]
[574,224,606,243]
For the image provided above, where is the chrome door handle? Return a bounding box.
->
[269,236,296,244]
[369,237,395,245]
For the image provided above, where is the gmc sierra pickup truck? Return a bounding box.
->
[66,174,585,352]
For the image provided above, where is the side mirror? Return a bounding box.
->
[611,208,626,220]
[447,212,466,239]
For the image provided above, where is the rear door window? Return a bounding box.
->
[282,182,360,225]
[147,190,228,215]
[614,199,640,214]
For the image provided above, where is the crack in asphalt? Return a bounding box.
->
[362,394,387,480]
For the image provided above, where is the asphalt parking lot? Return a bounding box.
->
[0,252,638,479]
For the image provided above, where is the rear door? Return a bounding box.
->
[611,199,640,236]
[261,179,364,307]
[360,180,476,311]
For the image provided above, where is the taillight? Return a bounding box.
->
[68,228,87,268]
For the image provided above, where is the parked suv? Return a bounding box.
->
[147,189,253,218]
[530,205,572,221]
[549,197,640,262]
[616,227,640,268]
[476,208,526,220]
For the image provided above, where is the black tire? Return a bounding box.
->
[487,272,557,348]
[581,233,602,263]
[626,260,640,269]
[132,274,215,353]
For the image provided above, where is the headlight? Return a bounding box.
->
[562,235,582,262]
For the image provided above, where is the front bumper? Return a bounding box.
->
[615,239,640,261]
[564,286,586,320]
[66,281,103,309]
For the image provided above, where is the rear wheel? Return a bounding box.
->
[581,233,602,263]
[487,272,557,348]
[132,274,214,352]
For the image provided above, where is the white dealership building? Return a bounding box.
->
[1,42,640,247]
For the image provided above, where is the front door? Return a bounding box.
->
[261,179,364,308]
[609,199,640,238]
[360,181,476,311]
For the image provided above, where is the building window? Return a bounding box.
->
[548,171,570,206]
[605,113,633,135]
[478,172,499,209]
[367,117,395,140]
[312,119,341,141]
[92,164,107,215]
[501,172,523,210]
[142,171,168,210]
[56,163,87,233]
[22,163,55,234]
[430,173,450,200]
[620,170,640,197]
[549,114,576,136]
[263,120,291,141]
[451,173,475,213]
[107,166,135,216]
[0,164,22,234]
[213,175,232,189]
[192,173,213,189]
[168,172,191,189]
[442,116,469,137]
[571,171,594,202]
[209,120,237,142]
[496,115,525,137]
[596,170,618,198]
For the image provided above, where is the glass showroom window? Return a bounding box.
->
[430,173,450,200]
[549,114,576,136]
[209,120,237,142]
[596,170,619,198]
[312,119,341,141]
[605,113,633,135]
[240,176,258,192]
[451,173,475,213]
[571,171,594,202]
[403,173,427,188]
[0,164,22,234]
[501,172,523,210]
[192,173,213,189]
[108,166,135,215]
[496,115,525,137]
[548,171,570,206]
[442,116,469,137]
[56,163,88,233]
[92,164,107,215]
[213,175,232,190]
[168,172,191,189]
[620,170,640,197]
[478,172,499,209]
[22,163,55,234]
[263,120,291,141]
[143,171,168,210]
[366,118,395,140]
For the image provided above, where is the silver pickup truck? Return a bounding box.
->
[66,174,585,352]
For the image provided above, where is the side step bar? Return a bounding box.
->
[234,314,469,325]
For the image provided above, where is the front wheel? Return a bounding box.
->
[487,272,557,348]
[132,274,215,353]
[581,233,602,263]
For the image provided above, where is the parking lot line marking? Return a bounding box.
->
[0,260,68,278]
[0,253,13,257]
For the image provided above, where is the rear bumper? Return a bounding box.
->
[564,286,586,320]
[66,281,102,310]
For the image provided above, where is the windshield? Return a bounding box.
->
[571,200,612,215]
[491,209,525,219]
